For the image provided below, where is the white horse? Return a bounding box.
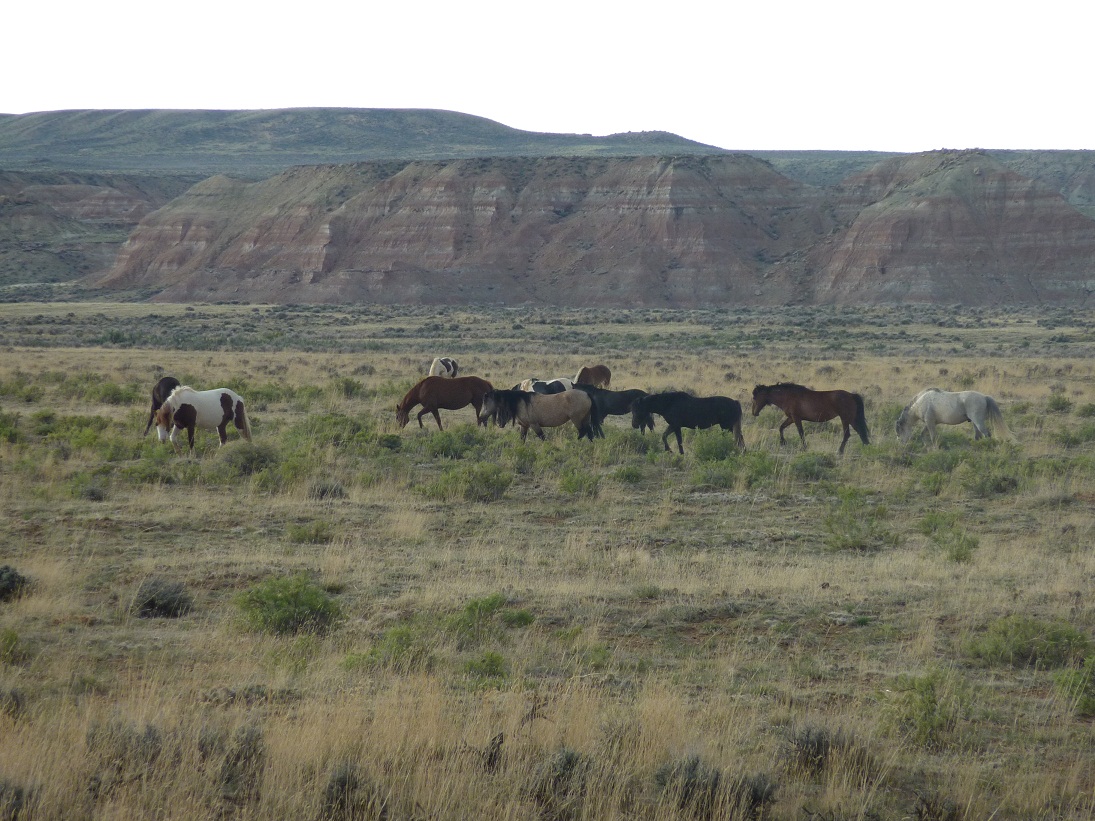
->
[154,386,252,453]
[896,388,1014,446]
[428,357,459,378]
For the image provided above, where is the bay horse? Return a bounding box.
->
[396,375,493,431]
[482,388,594,442]
[897,388,1014,447]
[428,357,459,378]
[143,375,181,436]
[631,392,745,454]
[573,384,647,438]
[154,386,251,454]
[752,382,869,455]
[574,364,612,388]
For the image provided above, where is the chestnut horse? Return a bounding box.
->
[481,388,594,442]
[574,364,612,388]
[143,375,181,436]
[751,382,869,455]
[396,375,493,430]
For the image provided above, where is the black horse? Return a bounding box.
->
[631,392,746,454]
[573,385,648,437]
[143,375,181,436]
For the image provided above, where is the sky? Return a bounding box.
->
[6,0,1092,152]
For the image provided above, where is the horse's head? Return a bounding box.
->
[750,385,770,417]
[895,406,913,444]
[395,403,410,429]
[481,391,506,428]
[154,404,173,442]
[631,399,654,433]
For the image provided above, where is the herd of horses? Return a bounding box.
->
[145,356,1014,456]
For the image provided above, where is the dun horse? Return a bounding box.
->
[154,386,251,454]
[751,382,869,455]
[896,388,1014,446]
[631,392,745,454]
[143,375,181,436]
[482,389,594,442]
[396,376,493,431]
[574,364,612,388]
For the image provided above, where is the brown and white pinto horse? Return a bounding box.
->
[143,375,181,436]
[396,375,493,430]
[752,382,869,455]
[574,364,611,388]
[154,386,252,453]
[428,357,459,378]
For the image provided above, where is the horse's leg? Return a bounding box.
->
[431,410,443,431]
[838,424,851,455]
[794,419,807,449]
[186,425,196,454]
[778,417,793,445]
[218,422,228,445]
[416,408,428,428]
[925,419,939,448]
[473,398,485,427]
[520,425,529,442]
[734,420,746,452]
[533,423,546,441]
[971,414,989,439]
[674,428,684,455]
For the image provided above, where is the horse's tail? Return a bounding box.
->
[235,399,252,442]
[985,397,1015,441]
[852,393,870,444]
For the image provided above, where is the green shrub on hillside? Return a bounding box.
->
[964,615,1090,668]
[236,575,341,635]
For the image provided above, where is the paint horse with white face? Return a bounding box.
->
[429,357,459,378]
[154,386,252,454]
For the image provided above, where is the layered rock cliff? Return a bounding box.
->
[97,151,1095,306]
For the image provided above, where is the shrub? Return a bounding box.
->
[218,442,280,477]
[464,650,507,680]
[462,463,512,502]
[691,462,737,489]
[308,479,347,500]
[1054,656,1095,717]
[1046,393,1073,414]
[823,488,899,553]
[287,520,335,544]
[964,615,1091,668]
[362,623,436,672]
[131,577,193,618]
[236,574,341,635]
[613,464,645,484]
[321,761,389,821]
[0,410,19,444]
[559,466,599,497]
[1076,403,1095,418]
[691,429,740,462]
[653,756,775,817]
[531,747,589,816]
[790,452,836,482]
[0,566,30,602]
[885,667,972,747]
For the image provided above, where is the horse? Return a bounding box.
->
[751,382,869,455]
[396,375,493,431]
[573,384,647,438]
[154,386,251,453]
[482,388,594,442]
[574,364,612,388]
[143,375,181,436]
[896,388,1014,447]
[516,377,573,394]
[428,357,459,378]
[631,392,746,454]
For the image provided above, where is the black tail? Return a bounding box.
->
[853,394,870,444]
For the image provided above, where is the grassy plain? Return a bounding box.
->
[1,302,1094,819]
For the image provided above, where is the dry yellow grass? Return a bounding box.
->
[1,303,1093,818]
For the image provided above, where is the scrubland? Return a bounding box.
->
[1,303,1093,820]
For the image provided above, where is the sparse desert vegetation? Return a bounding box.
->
[1,302,1093,819]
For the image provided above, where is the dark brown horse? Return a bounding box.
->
[574,364,611,388]
[751,383,869,455]
[396,376,493,431]
[143,375,181,436]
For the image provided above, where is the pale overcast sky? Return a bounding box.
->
[5,0,1091,152]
